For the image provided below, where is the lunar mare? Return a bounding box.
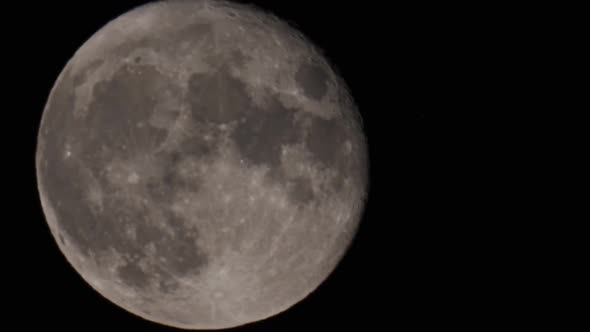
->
[36,0,368,330]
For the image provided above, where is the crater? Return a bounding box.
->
[294,63,329,100]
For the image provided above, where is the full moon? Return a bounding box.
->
[36,0,368,329]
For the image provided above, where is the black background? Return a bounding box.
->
[7,0,475,331]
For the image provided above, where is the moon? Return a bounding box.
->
[36,0,368,329]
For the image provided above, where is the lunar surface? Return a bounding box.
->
[36,0,368,329]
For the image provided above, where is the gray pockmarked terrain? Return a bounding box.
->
[36,0,368,329]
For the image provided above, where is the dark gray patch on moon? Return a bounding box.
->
[158,276,179,294]
[101,186,208,290]
[155,214,208,276]
[176,133,217,158]
[135,222,164,245]
[305,116,348,169]
[187,67,252,124]
[89,194,207,290]
[295,63,329,100]
[228,50,250,68]
[288,177,315,204]
[39,159,104,257]
[145,150,203,203]
[39,61,211,292]
[145,173,179,204]
[231,93,300,168]
[83,64,176,155]
[117,261,150,289]
[150,108,182,129]
[187,65,305,173]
